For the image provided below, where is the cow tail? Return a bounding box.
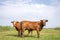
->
[20,22,23,37]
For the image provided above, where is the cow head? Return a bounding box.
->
[11,21,19,27]
[40,19,48,26]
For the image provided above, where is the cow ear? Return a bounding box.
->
[11,21,13,23]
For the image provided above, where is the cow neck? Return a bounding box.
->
[14,24,18,31]
[15,27,18,31]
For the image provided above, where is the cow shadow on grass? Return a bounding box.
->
[24,35,38,38]
[6,34,37,38]
[6,34,18,37]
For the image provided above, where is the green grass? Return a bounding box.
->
[0,26,60,40]
[0,26,15,32]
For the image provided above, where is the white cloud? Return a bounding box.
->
[1,1,55,18]
[0,0,56,22]
[0,0,60,28]
[50,0,60,6]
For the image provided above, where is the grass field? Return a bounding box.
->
[0,26,60,40]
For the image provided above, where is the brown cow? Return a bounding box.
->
[21,19,48,38]
[11,21,21,36]
[11,21,32,37]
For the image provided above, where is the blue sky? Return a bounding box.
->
[0,0,60,28]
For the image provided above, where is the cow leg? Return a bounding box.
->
[22,30,24,37]
[36,29,40,38]
[28,30,32,37]
[30,31,32,37]
[28,30,30,36]
[18,31,20,37]
[20,30,22,37]
[21,28,25,37]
